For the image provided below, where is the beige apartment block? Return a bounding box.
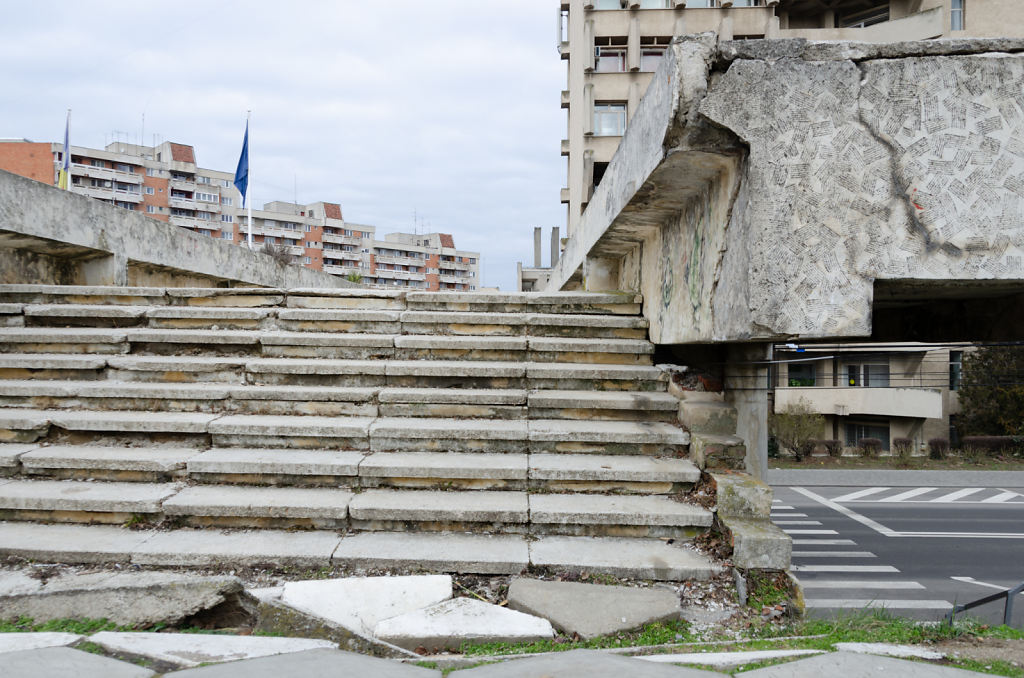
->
[558,0,1024,238]
[774,344,967,453]
[0,139,480,291]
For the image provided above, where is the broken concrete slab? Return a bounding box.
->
[454,649,721,677]
[719,516,792,570]
[529,536,721,581]
[507,578,681,639]
[0,521,156,563]
[374,597,554,652]
[709,472,773,519]
[162,648,438,677]
[689,434,746,471]
[2,646,156,678]
[638,649,825,668]
[89,632,336,669]
[0,443,37,475]
[0,570,244,627]
[332,531,530,574]
[24,304,149,319]
[47,411,217,433]
[0,632,83,654]
[131,528,341,568]
[677,400,738,436]
[832,642,944,660]
[279,575,452,637]
[146,307,271,320]
[528,390,678,411]
[740,651,984,677]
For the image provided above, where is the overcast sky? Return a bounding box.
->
[1,1,565,290]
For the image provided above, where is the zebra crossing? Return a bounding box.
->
[828,487,1024,504]
[771,499,952,615]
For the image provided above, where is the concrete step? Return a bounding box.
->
[23,304,149,328]
[397,311,648,339]
[145,306,273,330]
[358,452,528,490]
[0,479,179,523]
[0,409,217,444]
[527,453,699,493]
[393,335,527,361]
[258,332,395,359]
[377,388,527,419]
[678,399,738,436]
[528,419,688,455]
[208,414,374,449]
[526,363,668,391]
[107,355,247,383]
[0,328,129,354]
[285,288,405,310]
[0,354,107,381]
[186,448,363,486]
[276,309,401,333]
[529,493,713,538]
[0,522,722,580]
[690,433,746,470]
[245,358,385,387]
[370,417,528,453]
[162,485,353,529]
[523,313,648,339]
[527,390,678,422]
[405,291,642,315]
[0,285,170,306]
[348,489,529,532]
[18,446,200,482]
[527,337,654,365]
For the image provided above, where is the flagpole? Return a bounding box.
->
[246,110,253,250]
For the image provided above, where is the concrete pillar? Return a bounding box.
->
[673,10,687,37]
[583,83,595,136]
[718,12,734,40]
[822,9,835,28]
[724,342,771,480]
[584,20,595,71]
[764,14,780,38]
[80,253,128,286]
[533,227,542,268]
[550,227,560,267]
[583,150,595,202]
[583,256,619,292]
[779,10,789,30]
[627,15,640,71]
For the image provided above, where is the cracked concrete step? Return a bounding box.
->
[165,288,286,308]
[377,388,527,419]
[18,446,200,482]
[528,454,700,493]
[526,362,669,391]
[107,355,247,383]
[405,291,643,315]
[383,360,525,389]
[162,485,353,529]
[227,385,378,416]
[393,335,528,362]
[187,448,363,485]
[527,337,654,365]
[0,284,170,306]
[145,306,273,330]
[209,415,373,449]
[0,353,107,381]
[285,288,406,310]
[124,329,259,355]
[529,494,713,538]
[0,327,129,354]
[359,452,529,490]
[524,313,648,339]
[528,419,689,455]
[0,444,35,475]
[399,311,528,336]
[258,331,394,359]
[245,358,385,387]
[0,409,217,443]
[678,399,738,436]
[0,479,178,523]
[530,536,722,580]
[23,304,150,328]
[332,532,529,574]
[348,489,529,532]
[370,417,528,453]
[276,308,402,333]
[527,390,678,422]
[689,433,746,471]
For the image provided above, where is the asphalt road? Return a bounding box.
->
[770,483,1024,625]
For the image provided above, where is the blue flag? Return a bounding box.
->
[233,121,249,206]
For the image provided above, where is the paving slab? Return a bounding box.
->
[359,452,528,480]
[0,632,83,654]
[0,354,107,370]
[374,597,554,652]
[162,647,439,677]
[0,571,243,626]
[280,575,451,636]
[246,358,386,375]
[528,420,689,444]
[24,304,149,319]
[454,649,721,677]
[90,631,336,669]
[528,454,700,483]
[20,446,200,473]
[349,489,529,524]
[162,485,353,519]
[370,417,527,440]
[332,531,530,574]
[0,521,156,563]
[131,528,341,567]
[2,646,155,678]
[187,448,363,477]
[638,649,825,668]
[529,536,722,581]
[507,578,681,639]
[0,479,179,513]
[530,494,713,527]
[47,411,218,433]
[208,414,373,437]
[832,642,945,660]
[740,651,986,677]
[528,390,678,410]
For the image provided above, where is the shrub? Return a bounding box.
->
[960,436,1018,456]
[767,436,780,459]
[260,241,294,266]
[892,437,914,465]
[821,439,843,458]
[769,398,825,462]
[928,437,949,460]
[858,437,882,458]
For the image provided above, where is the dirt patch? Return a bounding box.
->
[934,637,1024,668]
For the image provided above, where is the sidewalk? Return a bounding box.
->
[766,468,1024,487]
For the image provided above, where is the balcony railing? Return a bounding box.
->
[322,232,364,246]
[374,254,425,266]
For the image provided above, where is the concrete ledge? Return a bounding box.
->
[719,515,792,570]
[710,471,772,519]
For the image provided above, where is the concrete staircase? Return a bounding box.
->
[0,285,720,580]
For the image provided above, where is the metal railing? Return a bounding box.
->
[946,581,1024,627]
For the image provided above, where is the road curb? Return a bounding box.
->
[767,469,1024,487]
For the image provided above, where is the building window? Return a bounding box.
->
[594,102,627,136]
[639,0,671,6]
[845,363,890,388]
[146,205,157,214]
[114,163,131,173]
[304,256,312,264]
[949,351,963,390]
[950,0,965,30]
[304,224,312,232]
[595,45,626,72]
[838,3,889,27]
[221,179,231,187]
[787,363,816,387]
[221,232,234,240]
[221,197,233,206]
[640,47,666,72]
[197,176,211,185]
[220,214,233,223]
[144,186,154,195]
[594,0,621,8]
[845,422,891,451]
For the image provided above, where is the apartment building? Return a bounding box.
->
[0,139,480,292]
[558,0,1024,237]
[773,344,966,452]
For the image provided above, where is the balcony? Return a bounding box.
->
[69,163,142,184]
[323,264,363,277]
[169,196,196,210]
[112,189,143,204]
[72,185,113,200]
[560,187,570,204]
[779,6,942,42]
[322,232,364,247]
[375,253,425,267]
[374,268,426,281]
[439,259,470,270]
[775,387,943,420]
[169,177,196,191]
[439,273,468,284]
[170,215,216,230]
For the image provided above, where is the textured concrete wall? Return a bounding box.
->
[0,170,352,289]
[549,35,1024,345]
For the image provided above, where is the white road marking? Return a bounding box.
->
[929,488,984,503]
[791,539,858,546]
[881,487,938,502]
[806,599,951,609]
[783,529,839,535]
[951,576,1024,594]
[773,504,795,510]
[831,487,890,502]
[773,520,822,526]
[770,512,808,518]
[792,551,875,558]
[800,580,925,590]
[792,565,899,573]
[982,491,1020,503]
